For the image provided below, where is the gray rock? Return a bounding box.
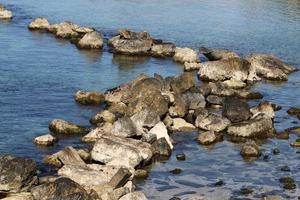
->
[130,109,160,135]
[183,92,206,110]
[76,31,103,49]
[240,141,260,157]
[206,95,223,106]
[250,101,276,119]
[33,134,57,146]
[197,131,217,145]
[149,122,173,149]
[28,18,49,30]
[152,138,172,158]
[74,90,105,105]
[82,123,113,142]
[151,42,176,57]
[90,110,116,125]
[173,47,199,63]
[195,113,231,132]
[222,97,251,122]
[47,21,79,39]
[169,94,188,117]
[170,72,196,94]
[0,155,37,193]
[200,47,239,61]
[112,117,137,137]
[49,119,88,135]
[171,118,196,132]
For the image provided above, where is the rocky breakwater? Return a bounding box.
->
[28,18,103,49]
[0,4,13,20]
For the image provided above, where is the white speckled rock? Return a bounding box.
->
[173,47,199,63]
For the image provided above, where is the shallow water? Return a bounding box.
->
[0,0,300,199]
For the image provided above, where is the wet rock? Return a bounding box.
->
[169,94,188,117]
[112,116,137,137]
[0,155,37,193]
[247,54,297,81]
[200,47,239,61]
[149,122,173,149]
[222,79,246,89]
[176,154,186,161]
[280,165,290,172]
[261,196,283,200]
[182,92,206,110]
[171,118,196,132]
[222,97,251,123]
[237,90,263,99]
[290,138,300,147]
[141,132,157,144]
[90,110,116,125]
[130,109,160,135]
[198,58,250,82]
[197,131,217,145]
[240,141,260,157]
[151,42,176,57]
[240,187,254,195]
[195,113,231,132]
[207,82,236,97]
[74,90,105,105]
[108,30,153,55]
[250,101,276,119]
[31,177,93,200]
[107,102,128,116]
[134,169,148,179]
[119,191,148,200]
[287,107,300,115]
[77,149,91,162]
[184,62,202,71]
[170,168,182,174]
[206,95,223,106]
[28,18,49,30]
[173,47,199,63]
[275,131,289,140]
[170,72,196,94]
[76,31,103,49]
[48,21,80,39]
[152,138,172,158]
[227,114,274,138]
[49,119,88,135]
[279,176,296,190]
[91,134,153,168]
[0,6,12,20]
[33,134,57,146]
[273,148,281,155]
[82,123,113,142]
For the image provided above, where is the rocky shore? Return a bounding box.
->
[0,14,299,200]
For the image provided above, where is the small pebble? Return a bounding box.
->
[170,168,182,175]
[176,153,186,161]
[273,148,280,155]
[280,166,291,172]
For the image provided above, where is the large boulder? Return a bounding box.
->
[31,177,93,200]
[227,114,275,138]
[108,30,153,55]
[0,155,37,193]
[151,42,176,57]
[182,91,206,110]
[74,91,105,106]
[195,113,231,132]
[200,47,239,61]
[49,119,88,135]
[28,18,50,30]
[198,58,250,82]
[247,54,297,81]
[173,47,199,63]
[152,138,172,158]
[91,135,153,169]
[76,31,103,49]
[222,97,251,123]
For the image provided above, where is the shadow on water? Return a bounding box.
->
[112,54,150,69]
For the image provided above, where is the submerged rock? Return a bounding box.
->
[76,31,103,49]
[74,90,105,105]
[28,18,50,30]
[200,47,239,61]
[173,47,199,63]
[0,155,37,193]
[195,113,231,132]
[108,29,153,55]
[31,177,93,200]
[33,134,57,146]
[222,97,251,123]
[279,177,296,190]
[240,141,260,158]
[197,131,217,145]
[49,119,88,135]
[247,54,297,81]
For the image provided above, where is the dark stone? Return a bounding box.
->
[222,97,251,123]
[170,168,182,175]
[287,107,300,115]
[240,187,254,195]
[213,180,224,187]
[273,148,281,155]
[170,72,195,94]
[176,154,186,161]
[152,138,172,158]
[279,177,296,190]
[280,166,291,172]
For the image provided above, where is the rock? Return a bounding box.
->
[47,21,79,39]
[108,167,132,189]
[206,95,223,106]
[112,117,137,137]
[33,134,57,146]
[149,122,173,149]
[151,42,176,57]
[163,114,174,129]
[275,131,289,140]
[77,149,91,162]
[184,62,202,71]
[90,110,116,125]
[82,123,113,142]
[273,148,281,155]
[100,186,130,200]
[31,177,93,200]
[182,92,206,110]
[237,90,263,99]
[107,102,128,116]
[247,54,297,81]
[197,131,217,145]
[173,47,199,63]
[261,196,283,200]
[141,132,157,144]
[74,91,105,105]
[152,138,172,158]
[207,82,236,97]
[290,138,300,147]
[287,107,300,115]
[170,168,182,174]
[222,97,251,123]
[250,101,276,119]
[280,165,290,172]
[0,6,12,20]
[130,109,160,135]
[119,192,147,200]
[222,79,246,89]
[200,47,239,61]
[227,114,274,138]
[171,118,196,132]
[134,169,148,179]
[279,177,296,190]
[198,58,250,82]
[76,31,103,49]
[91,134,153,168]
[195,113,231,132]
[28,18,49,30]
[240,141,260,157]
[58,164,121,190]
[49,119,88,135]
[1,192,33,200]
[0,155,37,193]
[169,94,188,117]
[108,30,153,55]
[170,72,196,94]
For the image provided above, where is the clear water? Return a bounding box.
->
[0,0,300,199]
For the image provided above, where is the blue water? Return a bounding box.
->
[0,0,300,199]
